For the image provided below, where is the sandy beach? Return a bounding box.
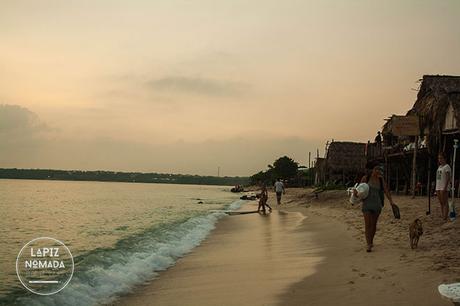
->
[115,189,457,306]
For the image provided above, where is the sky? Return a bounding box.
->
[1,0,459,176]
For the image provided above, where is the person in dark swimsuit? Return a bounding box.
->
[258,185,272,214]
[354,162,396,252]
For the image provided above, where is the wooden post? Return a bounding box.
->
[411,136,419,198]
[385,156,391,190]
[452,139,458,207]
[443,135,446,153]
[316,148,320,185]
[427,157,431,215]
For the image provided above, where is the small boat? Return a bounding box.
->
[230,185,244,193]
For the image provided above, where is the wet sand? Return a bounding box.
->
[116,190,453,306]
[116,201,325,306]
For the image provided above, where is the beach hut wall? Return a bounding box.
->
[325,141,366,171]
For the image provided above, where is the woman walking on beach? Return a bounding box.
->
[355,162,396,252]
[436,152,451,221]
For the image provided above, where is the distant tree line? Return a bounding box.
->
[250,156,312,186]
[0,168,249,186]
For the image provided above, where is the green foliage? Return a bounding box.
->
[250,169,274,185]
[272,156,298,179]
[250,155,299,185]
[0,168,249,186]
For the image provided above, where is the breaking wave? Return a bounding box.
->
[1,200,245,306]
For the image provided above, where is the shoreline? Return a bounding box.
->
[0,169,248,187]
[0,177,241,187]
[114,199,324,306]
[114,189,454,306]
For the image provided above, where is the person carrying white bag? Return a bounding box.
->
[350,162,397,252]
[348,182,369,205]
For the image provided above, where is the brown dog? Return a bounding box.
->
[409,219,423,249]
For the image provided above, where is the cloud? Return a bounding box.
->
[0,104,53,166]
[149,76,249,97]
[0,104,51,137]
[0,128,321,176]
[0,106,322,176]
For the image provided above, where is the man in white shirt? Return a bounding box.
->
[274,179,285,205]
[436,153,451,221]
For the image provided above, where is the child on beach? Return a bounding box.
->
[258,185,272,214]
[436,152,451,222]
[354,161,396,252]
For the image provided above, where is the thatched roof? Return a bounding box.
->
[409,75,460,134]
[382,115,395,135]
[325,141,366,172]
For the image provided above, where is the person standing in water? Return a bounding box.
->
[258,185,271,214]
[354,162,395,252]
[274,179,285,205]
[436,152,451,222]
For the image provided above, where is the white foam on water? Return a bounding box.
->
[14,200,245,306]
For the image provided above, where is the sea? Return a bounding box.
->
[0,179,243,306]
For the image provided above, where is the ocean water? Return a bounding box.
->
[0,179,242,306]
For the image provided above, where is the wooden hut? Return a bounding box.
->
[314,157,326,185]
[324,141,366,185]
[372,75,460,195]
[408,75,460,195]
[408,75,460,155]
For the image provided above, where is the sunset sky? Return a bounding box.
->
[1,0,459,176]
